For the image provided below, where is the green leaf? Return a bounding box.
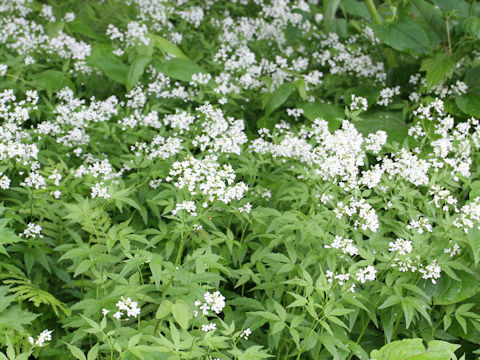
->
[323,0,341,32]
[421,270,480,305]
[65,343,86,360]
[298,102,343,131]
[127,56,151,91]
[153,35,188,59]
[462,17,480,38]
[433,0,470,14]
[87,344,99,360]
[464,66,480,93]
[31,70,70,92]
[265,83,295,116]
[155,300,172,319]
[411,0,447,42]
[87,45,128,85]
[354,111,408,144]
[149,257,162,290]
[340,0,370,19]
[171,302,191,329]
[68,22,102,40]
[456,94,480,118]
[373,18,437,54]
[154,57,207,82]
[468,226,480,265]
[370,339,425,359]
[420,53,456,89]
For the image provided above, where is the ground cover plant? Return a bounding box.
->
[0,0,480,359]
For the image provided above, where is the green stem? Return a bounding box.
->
[364,0,381,25]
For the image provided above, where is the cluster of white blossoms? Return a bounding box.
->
[325,236,358,257]
[167,155,248,204]
[102,296,141,320]
[106,21,150,48]
[28,329,52,347]
[377,86,400,106]
[19,223,43,238]
[350,94,368,112]
[194,291,226,333]
[407,216,433,234]
[388,239,442,283]
[172,200,197,217]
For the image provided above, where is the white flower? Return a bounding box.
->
[113,311,122,319]
[115,296,141,318]
[102,308,110,316]
[201,322,217,332]
[240,328,252,339]
[30,330,52,347]
[20,223,43,238]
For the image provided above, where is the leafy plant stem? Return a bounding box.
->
[364,0,381,25]
[446,14,452,54]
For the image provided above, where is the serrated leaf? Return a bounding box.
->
[156,300,172,319]
[373,18,437,54]
[264,83,295,116]
[420,53,455,89]
[127,56,151,91]
[456,94,480,118]
[171,302,191,329]
[154,58,207,82]
[153,35,188,59]
[65,343,86,360]
[87,344,99,360]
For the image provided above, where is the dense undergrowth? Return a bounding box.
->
[1,0,480,359]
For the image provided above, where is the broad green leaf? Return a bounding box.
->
[421,270,480,305]
[264,83,295,116]
[155,300,172,319]
[31,70,70,92]
[432,0,470,14]
[456,94,480,118]
[155,57,207,82]
[373,18,437,54]
[298,101,343,131]
[370,339,425,359]
[464,66,480,93]
[153,35,188,59]
[67,22,102,40]
[149,257,162,290]
[340,0,370,19]
[87,45,128,85]
[127,56,151,91]
[65,343,86,360]
[171,302,191,329]
[468,226,480,265]
[420,53,456,89]
[354,111,408,144]
[462,17,480,38]
[323,0,341,32]
[87,344,99,360]
[412,0,447,42]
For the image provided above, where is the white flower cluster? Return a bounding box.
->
[325,236,358,257]
[172,200,197,217]
[194,291,226,333]
[28,329,52,347]
[103,296,141,320]
[355,265,377,284]
[194,291,226,317]
[167,155,248,204]
[407,216,433,234]
[350,94,368,112]
[377,86,400,106]
[20,223,43,238]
